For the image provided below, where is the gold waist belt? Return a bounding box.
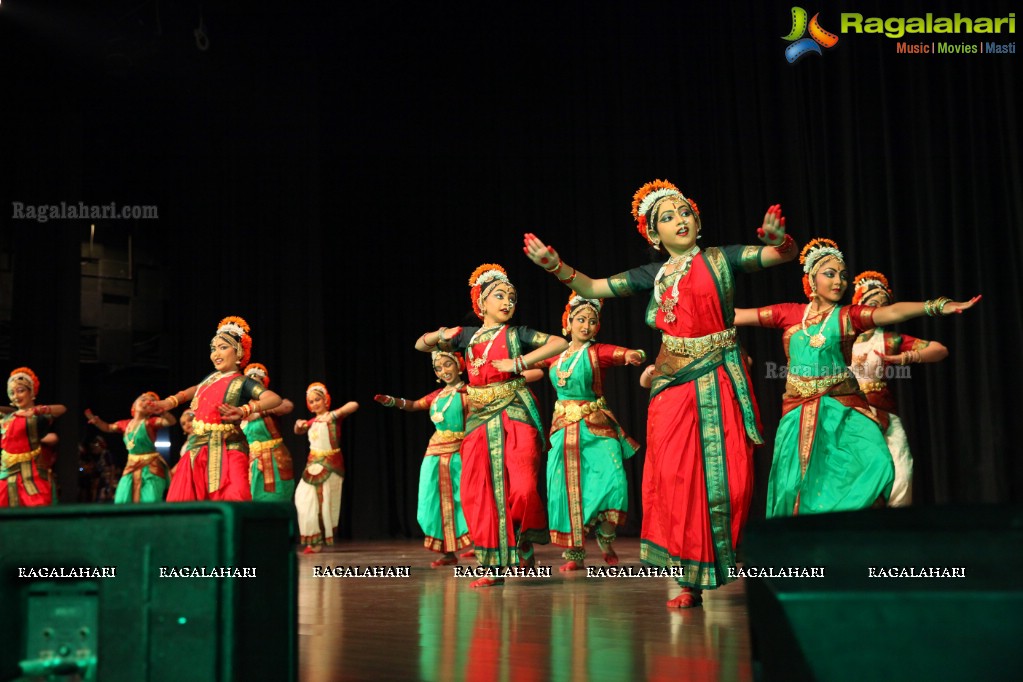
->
[787,373,851,398]
[661,327,737,358]
[431,429,465,440]
[860,381,888,393]
[127,453,159,464]
[554,396,608,423]
[250,438,283,453]
[466,377,526,405]
[192,419,240,436]
[2,447,41,468]
[309,448,341,460]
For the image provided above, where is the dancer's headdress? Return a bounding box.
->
[431,350,465,373]
[468,263,513,320]
[245,363,270,387]
[561,293,603,336]
[131,391,160,416]
[799,238,845,299]
[306,382,331,410]
[852,271,893,306]
[212,316,252,368]
[631,179,700,248]
[7,367,39,401]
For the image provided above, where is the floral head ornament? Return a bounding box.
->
[852,270,893,306]
[561,293,603,336]
[631,179,701,249]
[799,238,845,299]
[468,263,514,320]
[213,316,252,369]
[7,366,39,402]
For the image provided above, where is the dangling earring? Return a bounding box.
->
[436,378,443,384]
[651,237,661,251]
[696,231,702,240]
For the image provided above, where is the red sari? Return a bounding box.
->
[610,246,764,589]
[1,412,57,507]
[166,371,265,502]
[450,325,550,567]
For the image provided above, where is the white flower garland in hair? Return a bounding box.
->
[473,269,508,288]
[568,294,602,312]
[7,372,34,391]
[802,246,845,273]
[638,188,684,219]
[218,322,248,338]
[854,277,886,292]
[246,367,267,379]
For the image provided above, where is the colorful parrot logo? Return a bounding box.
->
[782,7,839,63]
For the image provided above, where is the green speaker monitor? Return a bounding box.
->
[0,502,297,682]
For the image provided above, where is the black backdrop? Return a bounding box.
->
[1,0,1019,538]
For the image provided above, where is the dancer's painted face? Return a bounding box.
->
[10,384,34,408]
[433,356,461,386]
[307,391,327,414]
[180,412,194,435]
[863,291,891,308]
[813,258,848,304]
[483,284,517,324]
[210,338,239,372]
[654,199,699,255]
[134,394,155,416]
[568,308,599,343]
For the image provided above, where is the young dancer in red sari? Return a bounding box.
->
[524,179,796,607]
[156,316,282,501]
[416,263,568,587]
[1,367,65,507]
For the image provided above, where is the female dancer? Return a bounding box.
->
[241,363,295,503]
[849,271,950,507]
[416,263,568,587]
[524,179,795,607]
[154,316,283,502]
[732,239,978,517]
[1,367,66,507]
[294,383,358,553]
[85,392,177,503]
[375,351,473,567]
[537,293,644,571]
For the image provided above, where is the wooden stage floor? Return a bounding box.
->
[298,538,752,682]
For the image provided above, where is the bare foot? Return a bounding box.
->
[666,588,702,609]
[470,577,505,588]
[559,560,584,572]
[431,554,458,568]
[602,547,619,566]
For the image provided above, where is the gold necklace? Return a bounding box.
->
[801,303,838,348]
[431,382,464,423]
[555,342,590,387]
[656,247,700,323]
[467,325,505,375]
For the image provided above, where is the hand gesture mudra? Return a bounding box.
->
[523,233,560,270]
[757,204,786,246]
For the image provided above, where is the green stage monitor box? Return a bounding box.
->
[0,502,297,682]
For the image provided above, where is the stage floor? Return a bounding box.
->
[298,538,752,682]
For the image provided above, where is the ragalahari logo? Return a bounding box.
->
[783,7,839,62]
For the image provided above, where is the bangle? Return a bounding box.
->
[421,334,437,349]
[636,349,647,362]
[775,234,795,254]
[168,395,179,408]
[400,398,407,410]
[34,405,51,415]
[250,400,261,415]
[935,297,952,316]
[543,258,562,273]
[557,267,578,284]
[385,396,396,408]
[240,404,251,418]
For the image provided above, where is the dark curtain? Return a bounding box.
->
[1,0,1019,537]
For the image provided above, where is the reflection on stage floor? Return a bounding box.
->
[298,538,751,682]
